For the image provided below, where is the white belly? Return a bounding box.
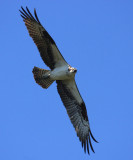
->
[50,65,74,80]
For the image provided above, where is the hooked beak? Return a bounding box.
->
[74,69,77,73]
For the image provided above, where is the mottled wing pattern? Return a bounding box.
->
[56,80,98,154]
[19,7,68,69]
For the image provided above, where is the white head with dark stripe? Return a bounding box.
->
[68,65,77,73]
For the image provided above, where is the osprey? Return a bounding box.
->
[20,7,98,154]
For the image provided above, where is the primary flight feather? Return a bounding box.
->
[19,6,98,154]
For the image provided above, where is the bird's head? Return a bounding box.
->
[68,66,77,73]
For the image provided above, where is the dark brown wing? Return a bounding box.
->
[56,79,98,154]
[19,7,68,69]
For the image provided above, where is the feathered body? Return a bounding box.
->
[20,7,98,154]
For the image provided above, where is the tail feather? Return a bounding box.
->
[32,66,54,89]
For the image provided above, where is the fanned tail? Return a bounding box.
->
[32,66,54,89]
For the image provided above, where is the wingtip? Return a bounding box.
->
[26,6,29,10]
[34,8,41,24]
[87,140,90,155]
[89,129,99,143]
[80,129,98,155]
[19,6,40,23]
[89,135,95,153]
[19,6,23,14]
[34,8,37,15]
[19,9,26,19]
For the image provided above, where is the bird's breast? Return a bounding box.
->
[50,66,75,80]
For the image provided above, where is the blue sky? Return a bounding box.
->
[0,0,133,159]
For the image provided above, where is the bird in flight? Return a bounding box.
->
[19,7,98,154]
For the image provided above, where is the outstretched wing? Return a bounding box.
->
[56,79,98,154]
[19,7,68,70]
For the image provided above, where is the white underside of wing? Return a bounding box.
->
[62,79,83,104]
[51,44,68,67]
